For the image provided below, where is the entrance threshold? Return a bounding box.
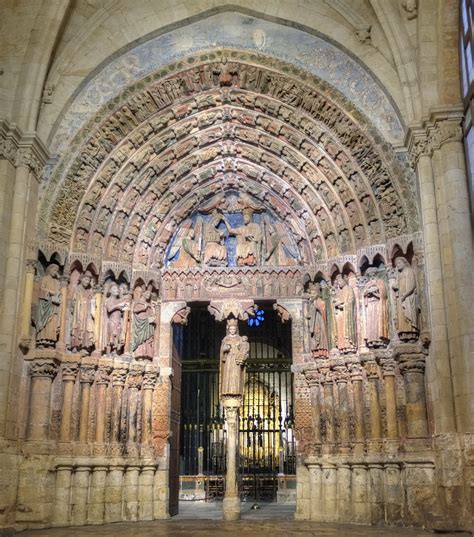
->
[175,501,296,520]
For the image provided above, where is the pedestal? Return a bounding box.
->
[222,396,241,521]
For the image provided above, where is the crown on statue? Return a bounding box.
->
[227,318,238,327]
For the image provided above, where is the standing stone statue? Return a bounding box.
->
[104,282,128,355]
[363,267,389,348]
[35,262,61,347]
[307,282,329,358]
[70,271,95,353]
[332,274,357,353]
[392,256,419,340]
[219,319,250,398]
[132,285,156,360]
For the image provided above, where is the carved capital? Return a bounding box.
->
[79,364,96,384]
[142,367,159,389]
[30,358,59,379]
[361,354,380,379]
[378,356,397,376]
[398,353,426,375]
[303,366,323,387]
[171,306,191,325]
[273,302,291,323]
[112,365,129,387]
[61,361,79,382]
[127,369,143,389]
[96,363,113,384]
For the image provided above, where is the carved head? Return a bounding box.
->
[110,284,119,297]
[46,263,60,277]
[80,270,93,288]
[394,257,409,271]
[227,318,239,336]
[365,267,378,278]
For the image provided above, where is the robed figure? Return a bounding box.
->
[363,268,389,347]
[132,286,156,359]
[70,271,95,353]
[219,319,250,398]
[104,283,128,355]
[35,263,61,347]
[308,282,329,358]
[226,209,262,266]
[332,274,357,353]
[392,257,419,340]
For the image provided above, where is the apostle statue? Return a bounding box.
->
[362,267,389,348]
[332,274,357,353]
[219,319,250,398]
[307,282,329,358]
[132,285,156,360]
[392,256,419,340]
[104,282,128,355]
[226,209,262,266]
[70,270,95,353]
[35,262,61,347]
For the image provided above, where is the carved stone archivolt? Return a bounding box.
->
[39,55,417,273]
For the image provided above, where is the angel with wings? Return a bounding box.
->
[263,216,299,266]
[167,218,204,268]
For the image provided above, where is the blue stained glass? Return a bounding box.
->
[248,309,265,327]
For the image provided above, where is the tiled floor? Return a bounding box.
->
[17,502,468,536]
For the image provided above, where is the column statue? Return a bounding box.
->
[70,271,95,354]
[307,282,329,358]
[391,257,419,340]
[219,319,249,397]
[362,267,389,348]
[332,274,357,353]
[35,262,61,347]
[104,282,128,355]
[132,285,157,360]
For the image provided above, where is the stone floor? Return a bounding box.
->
[17,503,469,536]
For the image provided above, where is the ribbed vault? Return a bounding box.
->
[40,52,419,272]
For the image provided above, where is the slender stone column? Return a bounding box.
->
[348,362,365,453]
[27,356,59,441]
[142,366,159,445]
[303,367,322,446]
[384,463,402,524]
[334,361,350,452]
[378,356,398,439]
[52,465,73,526]
[139,465,156,520]
[318,363,334,450]
[124,466,140,521]
[19,260,35,346]
[56,276,69,353]
[72,466,90,525]
[222,397,241,521]
[105,465,125,522]
[88,466,107,524]
[396,346,428,437]
[362,355,381,442]
[368,463,384,524]
[78,363,96,442]
[127,367,143,444]
[93,285,103,350]
[59,360,79,442]
[111,363,129,442]
[94,362,112,443]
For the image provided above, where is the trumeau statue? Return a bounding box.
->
[362,267,389,348]
[35,263,61,347]
[332,274,357,353]
[132,285,156,360]
[70,270,95,353]
[392,256,419,340]
[307,282,329,358]
[104,282,128,355]
[219,319,250,398]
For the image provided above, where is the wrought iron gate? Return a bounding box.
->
[179,304,295,501]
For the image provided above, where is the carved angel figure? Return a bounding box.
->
[363,267,389,348]
[70,271,95,353]
[263,217,299,266]
[168,218,203,268]
[35,263,61,347]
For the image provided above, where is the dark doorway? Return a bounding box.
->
[179,303,295,502]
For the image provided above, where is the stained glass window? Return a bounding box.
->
[248,309,265,327]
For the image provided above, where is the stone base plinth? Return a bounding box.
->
[223,497,241,521]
